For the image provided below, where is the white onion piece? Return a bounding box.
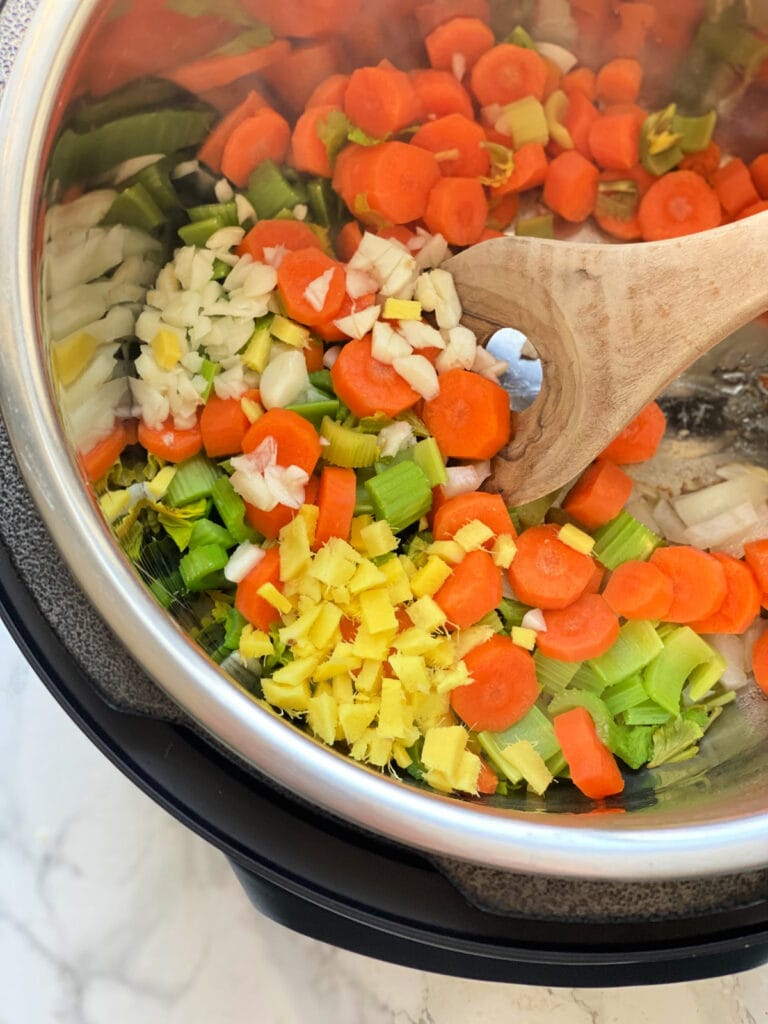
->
[715,462,768,482]
[225,543,266,584]
[673,475,768,526]
[371,321,411,365]
[718,503,768,558]
[442,461,492,498]
[333,303,381,340]
[536,41,578,73]
[377,421,415,458]
[215,178,235,203]
[323,345,341,369]
[235,193,256,225]
[206,226,245,252]
[259,349,309,409]
[522,608,547,632]
[46,190,118,240]
[708,634,751,690]
[392,354,440,400]
[303,268,335,312]
[653,497,690,544]
[345,267,379,299]
[682,501,758,550]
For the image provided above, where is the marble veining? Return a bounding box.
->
[2,618,768,1024]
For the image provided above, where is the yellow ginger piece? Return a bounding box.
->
[391,741,413,769]
[501,740,552,796]
[309,602,343,650]
[424,638,455,669]
[492,533,517,569]
[434,660,471,694]
[310,538,359,587]
[411,691,452,732]
[292,638,323,660]
[558,523,595,556]
[359,587,398,635]
[284,573,323,603]
[256,582,293,614]
[307,692,338,746]
[406,595,447,633]
[454,519,495,553]
[279,515,312,582]
[511,626,537,651]
[360,519,398,558]
[452,750,482,794]
[240,395,263,424]
[261,678,311,715]
[52,330,98,386]
[354,659,383,695]
[367,734,394,767]
[238,626,275,660]
[353,624,396,661]
[382,297,422,320]
[422,725,467,780]
[380,556,413,604]
[339,701,380,743]
[388,654,429,693]
[410,556,453,598]
[453,625,495,661]
[299,504,319,548]
[145,465,177,501]
[151,328,183,369]
[398,554,418,578]
[350,514,374,552]
[332,673,355,704]
[394,627,443,657]
[378,678,408,739]
[242,323,272,371]
[278,604,323,645]
[427,540,465,565]
[314,642,362,681]
[349,559,388,594]
[272,656,320,687]
[100,490,131,523]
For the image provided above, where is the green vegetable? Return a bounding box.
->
[610,722,653,770]
[483,704,561,762]
[247,160,307,219]
[188,201,238,225]
[533,651,581,696]
[320,416,379,468]
[102,182,166,232]
[592,511,664,570]
[412,437,447,488]
[179,543,229,591]
[165,455,221,507]
[602,674,649,717]
[595,180,639,221]
[567,663,607,695]
[623,702,673,726]
[178,216,226,247]
[286,398,340,426]
[589,619,664,687]
[309,369,335,396]
[640,106,684,176]
[189,518,236,550]
[643,626,718,715]
[499,740,552,795]
[648,716,704,768]
[498,598,530,630]
[516,214,554,239]
[224,607,248,651]
[307,177,341,227]
[548,690,612,746]
[199,358,220,401]
[686,651,728,703]
[210,477,257,544]
[505,24,537,49]
[365,461,433,533]
[672,109,717,153]
[69,80,186,132]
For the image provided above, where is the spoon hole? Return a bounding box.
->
[486,328,543,412]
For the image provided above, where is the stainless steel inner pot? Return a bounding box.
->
[1,0,767,881]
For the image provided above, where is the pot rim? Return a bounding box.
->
[2,0,768,881]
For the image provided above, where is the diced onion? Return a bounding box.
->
[303,267,335,312]
[652,498,689,544]
[682,501,759,550]
[225,543,265,584]
[442,461,492,498]
[708,634,750,690]
[673,474,768,527]
[536,41,578,73]
[522,608,547,632]
[392,354,440,400]
[259,349,309,409]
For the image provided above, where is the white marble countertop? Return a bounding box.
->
[1,618,767,1024]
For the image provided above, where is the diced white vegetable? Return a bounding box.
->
[111,254,161,289]
[716,462,768,482]
[235,193,257,225]
[303,268,335,312]
[323,345,341,369]
[241,262,278,298]
[536,41,578,73]
[293,203,308,221]
[161,291,203,328]
[174,246,216,291]
[414,232,449,271]
[652,498,688,544]
[708,634,751,690]
[451,51,467,81]
[155,263,180,293]
[206,226,245,252]
[623,494,661,534]
[682,501,759,550]
[47,283,110,340]
[262,244,288,269]
[333,304,381,340]
[471,345,508,380]
[378,421,415,458]
[225,543,265,584]
[69,377,130,452]
[392,354,440,400]
[46,190,119,240]
[106,281,147,306]
[230,467,278,510]
[416,268,462,329]
[120,227,163,259]
[223,255,254,292]
[60,306,137,347]
[442,461,492,498]
[345,267,379,299]
[171,159,199,179]
[181,351,204,373]
[264,464,309,509]
[214,178,235,203]
[59,344,120,411]
[398,319,444,350]
[371,321,411,365]
[718,503,768,558]
[522,608,547,632]
[436,325,476,373]
[213,363,250,400]
[45,225,127,297]
[110,154,163,184]
[673,475,768,526]
[259,349,309,409]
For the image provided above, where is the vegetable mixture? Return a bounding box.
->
[44,0,768,803]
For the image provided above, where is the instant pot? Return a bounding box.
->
[2,0,768,986]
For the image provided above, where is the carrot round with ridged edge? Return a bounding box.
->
[137,417,202,464]
[490,142,548,196]
[198,90,267,175]
[423,176,488,245]
[237,219,324,263]
[433,491,517,543]
[753,628,768,695]
[220,107,291,188]
[638,170,722,241]
[688,553,762,635]
[711,158,761,218]
[276,247,346,329]
[599,401,666,464]
[415,0,491,37]
[562,66,596,101]
[200,394,251,458]
[588,111,640,171]
[425,16,495,72]
[603,560,674,620]
[410,68,475,120]
[563,459,634,529]
[649,546,728,625]
[235,547,283,631]
[82,422,129,482]
[422,368,511,459]
[679,140,721,180]
[306,73,350,109]
[434,548,502,630]
[543,150,600,222]
[596,57,642,104]
[242,408,322,476]
[290,104,343,177]
[537,593,620,662]
[245,475,319,541]
[553,706,625,799]
[330,335,421,418]
[451,633,539,732]
[333,141,441,226]
[507,524,596,610]
[411,113,490,178]
[470,43,548,107]
[560,89,600,159]
[314,466,357,549]
[344,64,420,139]
[744,539,768,595]
[335,220,364,262]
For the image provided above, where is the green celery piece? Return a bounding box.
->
[365,461,432,533]
[210,476,257,544]
[199,359,220,401]
[547,749,568,778]
[224,607,248,651]
[589,619,664,687]
[698,689,736,712]
[477,610,505,634]
[648,716,704,768]
[178,217,226,247]
[286,398,340,427]
[211,258,231,281]
[548,691,612,746]
[321,416,379,468]
[695,18,765,69]
[166,455,221,507]
[354,474,375,516]
[643,626,717,715]
[592,511,664,570]
[316,110,354,163]
[405,531,432,567]
[52,109,214,188]
[189,518,235,550]
[506,25,537,49]
[510,491,558,530]
[672,110,717,153]
[188,201,238,225]
[686,651,728,703]
[133,159,181,214]
[307,177,341,227]
[516,214,554,239]
[309,369,335,396]
[102,182,166,232]
[623,701,673,726]
[412,436,448,487]
[640,107,684,177]
[476,733,523,785]
[70,80,185,131]
[498,598,529,630]
[609,722,653,770]
[482,704,561,762]
[602,674,649,717]
[533,652,581,696]
[247,160,307,219]
[568,663,607,695]
[180,542,230,592]
[500,741,553,795]
[158,512,195,551]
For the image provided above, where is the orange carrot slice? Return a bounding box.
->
[507,524,596,610]
[649,546,728,624]
[537,593,621,662]
[422,368,511,459]
[603,560,674,620]
[451,634,538,731]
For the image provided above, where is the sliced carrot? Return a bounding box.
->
[594,165,652,240]
[433,491,517,543]
[335,220,364,262]
[242,408,322,476]
[262,41,344,113]
[588,111,640,171]
[237,219,324,263]
[507,524,596,610]
[137,418,202,464]
[344,64,420,139]
[166,38,290,95]
[220,108,291,188]
[290,104,342,178]
[197,90,267,175]
[562,67,597,101]
[595,58,642,105]
[434,549,503,630]
[330,336,420,417]
[425,16,495,73]
[688,553,762,635]
[476,759,499,794]
[584,561,605,595]
[490,142,548,196]
[537,593,621,662]
[737,200,768,219]
[470,44,548,107]
[411,113,490,178]
[315,292,377,343]
[561,89,600,159]
[306,73,351,110]
[679,140,721,181]
[333,141,441,226]
[415,0,490,35]
[744,540,768,595]
[81,422,128,482]
[199,394,250,458]
[245,501,298,540]
[649,546,728,624]
[486,191,520,229]
[423,176,488,245]
[542,57,562,100]
[242,0,360,39]
[753,628,768,695]
[553,707,625,799]
[410,68,475,120]
[750,153,768,199]
[451,634,538,731]
[304,336,326,373]
[603,560,674,620]
[599,401,666,463]
[711,158,761,218]
[276,247,347,329]
[235,547,283,631]
[422,368,511,459]
[563,459,633,529]
[543,150,599,222]
[314,466,357,549]
[638,170,722,241]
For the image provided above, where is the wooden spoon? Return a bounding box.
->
[444,213,768,506]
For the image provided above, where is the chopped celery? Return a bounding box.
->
[568,663,607,695]
[509,491,558,530]
[686,651,728,703]
[589,619,664,687]
[307,178,341,227]
[498,598,529,630]
[506,25,537,49]
[211,259,231,281]
[609,722,653,770]
[547,750,568,778]
[179,543,229,592]
[648,716,704,768]
[354,472,375,516]
[548,691,612,746]
[477,610,505,633]
[316,110,353,166]
[500,741,553,795]
[320,416,379,468]
[412,437,447,488]
[247,160,307,219]
[365,461,433,533]
[696,18,765,70]
[309,369,335,396]
[481,704,561,762]
[623,702,673,726]
[132,159,181,214]
[602,674,649,717]
[224,607,248,651]
[533,652,581,696]
[210,476,257,544]
[189,518,235,550]
[178,217,225,247]
[165,455,221,507]
[640,106,684,176]
[595,180,639,221]
[102,182,166,232]
[286,398,340,426]
[70,79,185,132]
[516,214,554,239]
[643,627,718,715]
[199,358,220,401]
[592,511,663,570]
[500,96,549,147]
[672,109,717,153]
[698,690,736,711]
[188,201,238,225]
[241,317,274,373]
